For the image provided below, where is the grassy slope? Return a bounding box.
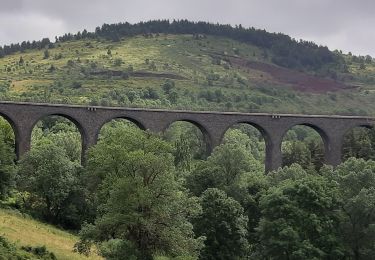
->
[0,34,375,115]
[0,209,101,260]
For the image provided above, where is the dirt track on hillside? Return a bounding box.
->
[229,56,354,93]
[90,70,186,80]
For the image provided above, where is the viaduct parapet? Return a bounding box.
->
[1,101,374,172]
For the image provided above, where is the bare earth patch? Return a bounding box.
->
[230,57,354,93]
[90,69,186,80]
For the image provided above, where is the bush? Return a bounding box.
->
[0,236,56,259]
[21,245,57,260]
[71,81,82,89]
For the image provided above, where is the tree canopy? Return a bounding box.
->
[0,115,373,259]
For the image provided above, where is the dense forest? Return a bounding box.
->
[0,115,375,259]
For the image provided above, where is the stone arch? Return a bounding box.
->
[220,121,268,169]
[346,123,374,130]
[285,123,328,139]
[280,123,328,170]
[220,121,271,146]
[163,119,213,157]
[222,121,278,172]
[0,111,18,158]
[0,112,18,135]
[30,113,85,162]
[281,123,329,147]
[96,116,146,141]
[98,116,146,132]
[31,113,85,139]
[341,123,375,161]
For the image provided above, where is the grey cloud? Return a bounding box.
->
[0,0,374,56]
[0,0,24,13]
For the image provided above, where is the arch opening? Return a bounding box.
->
[0,115,16,162]
[31,115,83,163]
[342,125,375,161]
[98,118,144,142]
[281,125,325,171]
[222,123,266,165]
[0,114,16,199]
[163,121,208,170]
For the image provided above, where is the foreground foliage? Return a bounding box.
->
[0,117,374,259]
[0,235,56,260]
[76,126,203,259]
[194,188,249,260]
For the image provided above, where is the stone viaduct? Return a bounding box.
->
[0,101,374,172]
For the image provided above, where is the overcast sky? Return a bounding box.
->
[1,0,374,56]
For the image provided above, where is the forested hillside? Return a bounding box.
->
[0,21,375,260]
[0,20,375,115]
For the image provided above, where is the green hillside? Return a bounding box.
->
[0,23,375,115]
[0,209,101,259]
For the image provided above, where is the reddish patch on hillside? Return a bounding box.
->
[230,57,353,93]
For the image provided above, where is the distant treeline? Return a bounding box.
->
[0,38,54,58]
[0,19,341,71]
